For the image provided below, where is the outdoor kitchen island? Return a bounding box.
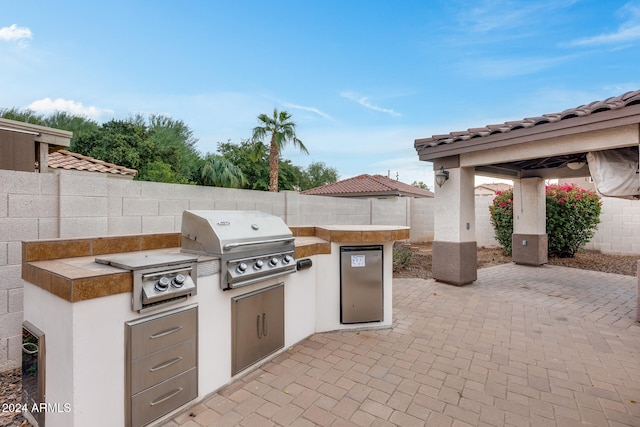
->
[21,214,408,427]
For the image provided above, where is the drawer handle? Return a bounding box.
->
[150,387,183,406]
[150,326,183,339]
[149,357,183,372]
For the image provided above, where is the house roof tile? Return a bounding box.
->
[48,150,138,177]
[301,174,434,198]
[415,89,640,151]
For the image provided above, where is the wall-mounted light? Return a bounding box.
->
[435,166,449,187]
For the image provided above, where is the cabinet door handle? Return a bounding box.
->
[150,326,182,339]
[150,388,183,406]
[257,314,262,339]
[149,357,183,372]
[263,313,268,336]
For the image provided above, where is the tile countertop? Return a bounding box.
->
[22,225,409,303]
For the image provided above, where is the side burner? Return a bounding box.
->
[96,252,198,313]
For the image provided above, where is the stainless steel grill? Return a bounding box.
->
[180,210,296,290]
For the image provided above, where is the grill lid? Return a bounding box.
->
[181,210,294,256]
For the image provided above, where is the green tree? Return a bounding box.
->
[217,140,270,190]
[72,118,151,171]
[139,160,183,183]
[70,115,202,184]
[302,161,339,189]
[251,109,308,192]
[489,184,601,257]
[147,114,202,183]
[0,107,46,125]
[200,154,247,188]
[43,111,100,142]
[412,181,430,191]
[216,139,307,191]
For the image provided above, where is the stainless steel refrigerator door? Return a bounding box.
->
[340,246,383,324]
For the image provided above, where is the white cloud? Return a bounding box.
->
[0,24,32,46]
[340,91,401,117]
[26,98,112,120]
[568,3,640,46]
[457,54,577,79]
[455,0,575,34]
[282,102,333,120]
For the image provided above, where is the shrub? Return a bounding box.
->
[545,183,602,257]
[489,190,514,255]
[392,244,413,272]
[489,183,601,257]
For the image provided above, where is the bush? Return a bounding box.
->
[489,190,514,255]
[392,244,413,272]
[489,183,601,257]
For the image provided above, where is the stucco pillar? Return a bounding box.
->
[512,177,548,265]
[432,162,477,285]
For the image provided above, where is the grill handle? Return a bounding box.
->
[223,237,294,251]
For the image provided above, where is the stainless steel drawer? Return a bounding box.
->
[131,367,197,427]
[130,339,196,395]
[128,305,197,360]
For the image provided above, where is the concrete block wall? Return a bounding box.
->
[475,196,500,248]
[371,197,410,227]
[410,197,435,242]
[585,197,640,255]
[1,170,60,371]
[286,191,371,226]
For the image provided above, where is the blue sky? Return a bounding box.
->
[2,0,639,188]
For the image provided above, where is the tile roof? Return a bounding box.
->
[415,89,640,151]
[48,150,138,177]
[301,174,434,198]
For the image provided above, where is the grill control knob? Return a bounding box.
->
[283,255,293,264]
[237,263,248,273]
[155,277,170,292]
[270,257,279,267]
[254,260,264,270]
[172,274,186,288]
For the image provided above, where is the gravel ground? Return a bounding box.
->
[2,245,637,427]
[0,368,26,427]
[393,243,639,279]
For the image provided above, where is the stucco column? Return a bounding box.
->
[432,163,477,285]
[512,177,548,265]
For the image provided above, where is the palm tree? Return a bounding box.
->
[252,109,308,192]
[200,154,247,188]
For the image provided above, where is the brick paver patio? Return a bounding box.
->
[161,264,640,426]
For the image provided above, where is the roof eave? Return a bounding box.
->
[415,104,640,162]
[0,117,72,147]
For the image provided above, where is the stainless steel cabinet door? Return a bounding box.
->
[260,284,285,360]
[340,246,383,324]
[232,283,284,375]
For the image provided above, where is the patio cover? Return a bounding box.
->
[414,89,640,285]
